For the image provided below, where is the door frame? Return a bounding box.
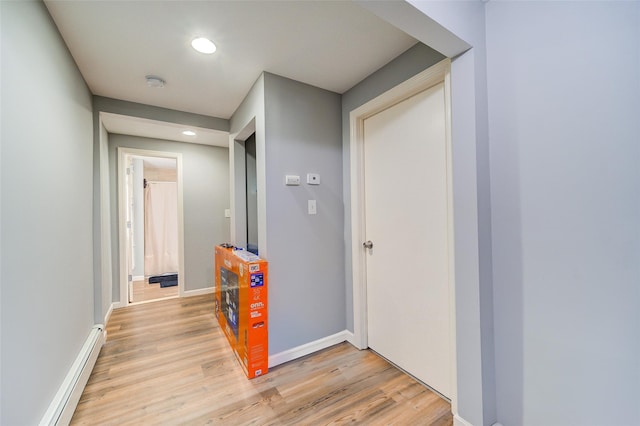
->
[349,59,457,408]
[117,147,185,306]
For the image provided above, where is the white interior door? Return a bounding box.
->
[364,82,452,398]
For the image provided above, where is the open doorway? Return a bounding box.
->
[118,147,184,306]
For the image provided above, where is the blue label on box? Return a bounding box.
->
[250,273,264,287]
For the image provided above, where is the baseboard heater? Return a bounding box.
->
[39,325,105,426]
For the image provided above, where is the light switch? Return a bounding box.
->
[307,173,320,185]
[285,175,300,186]
[224,209,231,218]
[308,200,317,215]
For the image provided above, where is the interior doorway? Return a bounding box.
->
[350,59,457,407]
[118,147,185,306]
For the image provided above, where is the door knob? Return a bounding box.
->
[363,240,374,249]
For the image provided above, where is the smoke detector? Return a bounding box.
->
[145,75,165,88]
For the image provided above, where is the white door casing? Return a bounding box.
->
[125,155,135,302]
[349,59,457,407]
[118,147,185,306]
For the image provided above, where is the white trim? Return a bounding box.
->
[104,303,114,326]
[268,330,353,368]
[345,330,359,348]
[132,275,144,282]
[39,325,105,426]
[117,147,185,306]
[182,287,214,297]
[454,414,474,426]
[348,58,458,410]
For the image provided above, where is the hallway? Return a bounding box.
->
[71,294,452,425]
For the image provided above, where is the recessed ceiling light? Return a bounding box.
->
[145,75,165,88]
[182,130,196,136]
[191,37,216,54]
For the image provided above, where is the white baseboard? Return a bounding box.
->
[269,330,353,368]
[454,414,474,426]
[345,330,359,348]
[104,303,115,326]
[132,275,144,281]
[182,287,214,297]
[111,301,124,310]
[39,325,105,426]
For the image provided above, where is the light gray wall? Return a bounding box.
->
[262,73,345,353]
[109,135,230,297]
[95,96,228,133]
[1,2,95,424]
[485,2,640,424]
[229,73,345,354]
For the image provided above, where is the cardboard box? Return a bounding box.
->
[214,245,268,379]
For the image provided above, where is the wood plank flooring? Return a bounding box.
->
[71,294,452,425]
[131,278,178,303]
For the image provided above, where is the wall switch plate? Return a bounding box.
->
[285,175,301,186]
[308,200,317,215]
[307,173,320,185]
[224,209,231,218]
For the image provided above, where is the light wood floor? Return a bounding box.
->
[71,294,452,425]
[132,278,178,303]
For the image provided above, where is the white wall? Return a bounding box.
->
[1,2,95,424]
[486,2,640,424]
[131,158,145,278]
[109,135,230,295]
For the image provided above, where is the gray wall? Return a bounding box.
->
[229,73,345,354]
[109,135,230,297]
[485,2,640,424]
[229,75,265,251]
[0,1,95,424]
[263,73,345,353]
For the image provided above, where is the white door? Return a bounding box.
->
[364,82,452,398]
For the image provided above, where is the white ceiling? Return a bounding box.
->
[45,0,418,124]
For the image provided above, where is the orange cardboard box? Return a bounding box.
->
[214,245,268,379]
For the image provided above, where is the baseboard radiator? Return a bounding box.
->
[39,325,105,426]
